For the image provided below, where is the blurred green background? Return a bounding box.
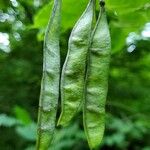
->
[0,0,150,150]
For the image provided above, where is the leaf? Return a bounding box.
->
[110,24,127,53]
[106,0,150,52]
[33,0,53,29]
[32,0,150,53]
[0,114,20,127]
[50,123,85,150]
[0,0,10,9]
[106,0,150,14]
[105,133,127,148]
[19,0,34,6]
[142,147,150,150]
[13,105,32,125]
[33,0,89,31]
[15,123,37,141]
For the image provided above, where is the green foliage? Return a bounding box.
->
[50,123,86,150]
[104,114,149,149]
[0,0,150,149]
[33,1,53,29]
[16,123,36,141]
[0,112,86,150]
[13,105,32,124]
[33,0,89,29]
[0,114,20,127]
[33,0,150,52]
[0,108,36,142]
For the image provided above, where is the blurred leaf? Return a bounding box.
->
[49,123,86,150]
[104,114,150,149]
[106,0,150,14]
[0,114,20,127]
[25,145,35,150]
[32,0,150,54]
[13,105,32,125]
[105,133,126,148]
[142,147,150,150]
[0,0,10,9]
[33,0,89,33]
[110,25,127,53]
[16,123,37,141]
[33,0,53,29]
[18,0,34,6]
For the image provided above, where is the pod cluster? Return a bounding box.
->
[36,0,111,149]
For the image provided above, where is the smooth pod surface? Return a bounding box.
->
[83,4,111,150]
[58,0,95,126]
[36,0,61,149]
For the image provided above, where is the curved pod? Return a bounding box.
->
[58,0,95,126]
[36,0,62,149]
[83,4,111,150]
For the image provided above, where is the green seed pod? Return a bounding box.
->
[36,0,61,149]
[57,0,95,126]
[83,3,111,150]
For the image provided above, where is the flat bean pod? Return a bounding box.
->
[83,3,111,149]
[57,0,95,126]
[36,0,61,149]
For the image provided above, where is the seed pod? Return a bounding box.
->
[36,0,61,149]
[57,0,95,126]
[83,3,111,149]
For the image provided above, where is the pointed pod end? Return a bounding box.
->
[57,115,70,127]
[56,121,61,127]
[88,141,102,150]
[57,121,69,127]
[57,117,63,127]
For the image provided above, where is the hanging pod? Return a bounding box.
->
[36,0,62,149]
[83,1,111,149]
[57,0,95,126]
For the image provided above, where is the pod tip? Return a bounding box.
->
[57,115,69,127]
